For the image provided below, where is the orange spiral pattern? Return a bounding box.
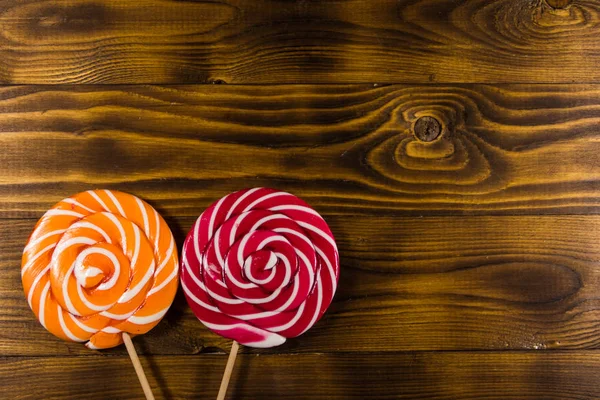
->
[21,190,179,349]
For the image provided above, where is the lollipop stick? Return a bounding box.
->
[217,341,240,400]
[122,332,156,400]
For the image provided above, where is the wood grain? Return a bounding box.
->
[1,84,600,217]
[3,352,600,399]
[0,0,599,84]
[4,214,600,356]
[2,0,599,398]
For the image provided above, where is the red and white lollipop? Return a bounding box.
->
[181,188,339,398]
[180,188,340,349]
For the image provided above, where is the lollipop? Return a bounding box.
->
[21,190,179,399]
[180,188,340,398]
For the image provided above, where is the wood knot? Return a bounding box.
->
[413,116,442,142]
[545,0,571,9]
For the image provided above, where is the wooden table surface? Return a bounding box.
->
[2,0,600,398]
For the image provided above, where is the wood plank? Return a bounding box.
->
[1,84,600,217]
[2,352,600,399]
[4,215,600,356]
[0,0,599,84]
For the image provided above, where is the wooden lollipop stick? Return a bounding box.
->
[217,341,240,400]
[122,332,156,400]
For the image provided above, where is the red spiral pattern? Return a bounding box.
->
[180,188,339,348]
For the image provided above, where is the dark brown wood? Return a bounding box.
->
[1,0,600,84]
[2,1,600,397]
[4,214,600,356]
[2,352,600,399]
[546,0,572,9]
[1,84,600,218]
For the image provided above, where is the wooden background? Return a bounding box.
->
[2,0,600,398]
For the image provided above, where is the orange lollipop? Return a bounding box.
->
[21,190,179,350]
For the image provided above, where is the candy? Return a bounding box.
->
[180,188,340,348]
[21,190,179,349]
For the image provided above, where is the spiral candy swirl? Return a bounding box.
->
[181,188,339,348]
[21,190,179,349]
